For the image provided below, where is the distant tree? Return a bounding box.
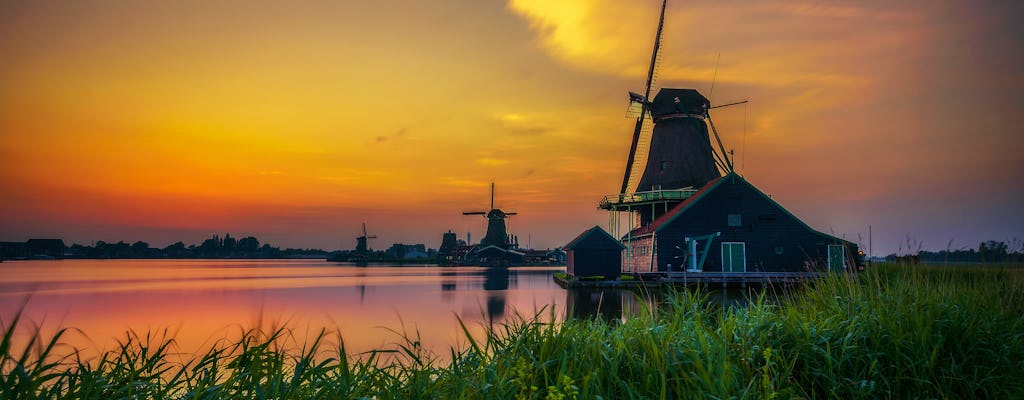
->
[979,240,1008,262]
[222,233,236,252]
[164,241,186,258]
[238,236,259,253]
[199,235,221,257]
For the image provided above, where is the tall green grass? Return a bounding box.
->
[3,263,1023,399]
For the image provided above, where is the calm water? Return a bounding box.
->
[0,259,570,358]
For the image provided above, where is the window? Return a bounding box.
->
[727,214,742,227]
[660,161,668,171]
[775,246,784,255]
[722,242,746,272]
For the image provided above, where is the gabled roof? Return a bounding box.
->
[565,226,626,250]
[472,244,525,256]
[624,173,854,245]
[625,175,726,237]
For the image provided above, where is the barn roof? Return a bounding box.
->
[624,173,854,245]
[626,175,726,237]
[565,226,626,250]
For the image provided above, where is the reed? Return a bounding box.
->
[2,263,1022,399]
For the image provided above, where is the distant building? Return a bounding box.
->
[546,248,567,264]
[522,249,550,264]
[25,239,66,259]
[0,241,27,260]
[520,249,567,265]
[387,243,429,259]
[439,230,458,261]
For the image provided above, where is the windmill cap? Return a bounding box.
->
[650,88,709,118]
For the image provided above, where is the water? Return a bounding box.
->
[0,259,566,358]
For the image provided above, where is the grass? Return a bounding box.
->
[3,263,1023,399]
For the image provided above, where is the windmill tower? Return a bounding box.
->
[463,183,517,249]
[355,222,377,254]
[601,0,738,232]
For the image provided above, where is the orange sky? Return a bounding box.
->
[1,0,1022,254]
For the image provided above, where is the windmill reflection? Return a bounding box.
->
[482,267,511,324]
[440,269,457,303]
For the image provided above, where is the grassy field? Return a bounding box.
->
[3,263,1023,399]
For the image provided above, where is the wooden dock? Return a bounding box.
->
[555,271,826,289]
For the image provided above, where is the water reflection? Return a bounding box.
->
[565,286,784,321]
[566,289,623,321]
[0,260,564,359]
[440,269,457,302]
[482,268,511,323]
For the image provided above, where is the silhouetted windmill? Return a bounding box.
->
[601,0,745,232]
[355,222,377,254]
[463,183,517,249]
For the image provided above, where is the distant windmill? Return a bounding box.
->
[463,183,517,249]
[355,223,377,254]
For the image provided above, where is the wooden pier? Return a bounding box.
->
[555,271,826,289]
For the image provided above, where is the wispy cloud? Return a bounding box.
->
[476,158,510,166]
[373,127,409,144]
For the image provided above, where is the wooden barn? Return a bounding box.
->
[565,226,625,279]
[621,173,860,274]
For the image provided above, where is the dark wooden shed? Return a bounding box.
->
[622,173,859,273]
[565,226,625,279]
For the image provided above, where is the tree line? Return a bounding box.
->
[884,239,1024,263]
[65,233,327,259]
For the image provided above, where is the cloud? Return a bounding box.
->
[441,178,490,188]
[476,158,510,166]
[506,0,888,92]
[507,0,653,76]
[373,127,408,144]
[492,113,550,136]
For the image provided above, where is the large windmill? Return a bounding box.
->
[463,183,518,249]
[602,0,742,232]
[567,0,864,279]
[355,222,377,254]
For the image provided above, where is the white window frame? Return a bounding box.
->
[721,242,746,273]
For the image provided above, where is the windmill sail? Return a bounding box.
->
[619,0,668,194]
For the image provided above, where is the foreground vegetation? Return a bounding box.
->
[3,263,1023,399]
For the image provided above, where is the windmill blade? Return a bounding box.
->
[505,212,518,216]
[489,182,495,210]
[463,211,486,215]
[706,115,734,173]
[642,0,667,101]
[619,0,667,194]
[618,112,643,194]
[367,235,378,239]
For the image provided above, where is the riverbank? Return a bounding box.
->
[3,263,1022,398]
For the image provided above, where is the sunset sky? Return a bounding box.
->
[1,0,1022,255]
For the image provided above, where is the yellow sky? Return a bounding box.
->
[1,0,1022,253]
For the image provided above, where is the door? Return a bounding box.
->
[722,242,746,272]
[828,245,845,272]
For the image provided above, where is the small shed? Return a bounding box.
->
[565,226,625,279]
